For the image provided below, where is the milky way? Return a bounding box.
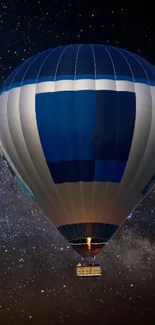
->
[1,154,155,324]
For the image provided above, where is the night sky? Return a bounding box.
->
[0,1,155,324]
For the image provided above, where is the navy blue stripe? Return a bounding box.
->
[58,223,119,242]
[2,74,152,83]
[48,161,95,183]
[1,74,153,94]
[47,160,125,183]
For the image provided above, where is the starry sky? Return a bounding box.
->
[0,1,155,324]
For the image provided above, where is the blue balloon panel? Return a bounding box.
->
[47,160,125,183]
[36,90,136,183]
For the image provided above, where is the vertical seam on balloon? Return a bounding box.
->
[124,51,153,195]
[57,45,77,224]
[1,64,22,89]
[72,44,82,240]
[103,45,117,77]
[91,44,96,229]
[0,62,25,173]
[8,51,47,89]
[1,52,40,89]
[113,47,135,82]
[38,46,72,221]
[114,50,136,198]
[54,45,71,81]
[18,50,64,216]
[136,54,155,80]
[18,50,66,221]
[74,44,81,79]
[36,47,59,80]
[5,51,46,200]
[107,47,136,213]
[54,45,78,227]
[124,49,150,83]
[73,44,83,239]
[101,45,117,224]
[18,51,62,214]
[58,41,77,228]
[144,61,155,75]
[43,46,74,225]
[33,47,65,222]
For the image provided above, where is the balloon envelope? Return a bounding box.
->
[0,44,155,257]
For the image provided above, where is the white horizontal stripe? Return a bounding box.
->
[36,79,135,93]
[1,80,154,96]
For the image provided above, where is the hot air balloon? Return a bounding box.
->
[0,44,155,277]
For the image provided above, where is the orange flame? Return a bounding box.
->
[87,237,91,251]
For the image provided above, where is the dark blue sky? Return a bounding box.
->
[0,1,155,86]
